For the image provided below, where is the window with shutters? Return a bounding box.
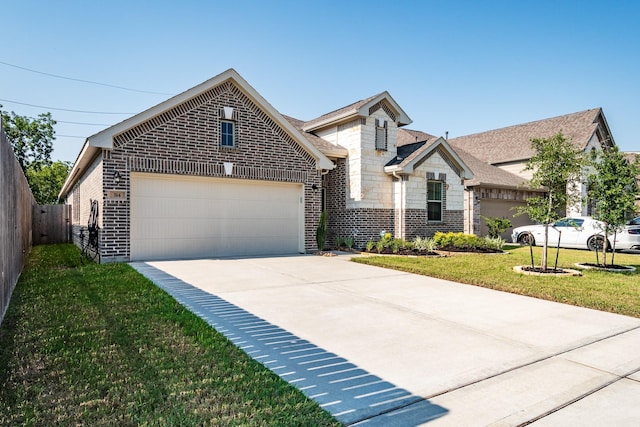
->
[375,118,387,150]
[427,180,443,222]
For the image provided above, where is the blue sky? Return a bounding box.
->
[1,0,639,162]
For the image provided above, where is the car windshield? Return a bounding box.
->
[628,217,640,226]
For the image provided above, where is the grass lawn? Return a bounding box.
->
[0,244,340,426]
[354,245,640,318]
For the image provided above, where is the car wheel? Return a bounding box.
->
[518,233,535,246]
[587,235,610,251]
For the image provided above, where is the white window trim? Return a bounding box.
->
[427,180,443,222]
[221,119,235,147]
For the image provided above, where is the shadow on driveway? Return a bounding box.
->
[132,262,448,425]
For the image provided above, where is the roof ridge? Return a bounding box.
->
[303,92,385,126]
[450,108,601,140]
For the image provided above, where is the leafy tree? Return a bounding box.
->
[1,106,56,173]
[587,146,640,266]
[26,161,71,204]
[518,132,585,270]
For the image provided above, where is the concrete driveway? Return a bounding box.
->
[132,254,640,426]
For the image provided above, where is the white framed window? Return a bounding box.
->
[427,180,443,222]
[375,118,387,150]
[221,120,235,147]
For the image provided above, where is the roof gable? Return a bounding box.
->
[87,69,334,170]
[302,91,412,132]
[385,135,474,180]
[448,108,610,165]
[59,69,336,199]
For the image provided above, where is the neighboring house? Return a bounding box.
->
[623,152,640,210]
[446,108,616,238]
[59,69,473,262]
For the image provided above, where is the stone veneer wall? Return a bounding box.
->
[95,81,320,262]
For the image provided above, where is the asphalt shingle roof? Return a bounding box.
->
[302,94,382,130]
[397,128,437,147]
[448,108,603,165]
[283,115,348,158]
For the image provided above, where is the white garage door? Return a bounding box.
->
[130,173,304,261]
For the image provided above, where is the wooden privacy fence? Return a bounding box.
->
[33,204,72,245]
[1,120,35,325]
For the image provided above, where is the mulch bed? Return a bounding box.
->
[575,263,636,273]
[364,248,440,256]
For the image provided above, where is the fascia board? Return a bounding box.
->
[403,137,474,180]
[301,111,361,133]
[359,91,412,126]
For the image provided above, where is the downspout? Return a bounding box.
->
[392,171,403,239]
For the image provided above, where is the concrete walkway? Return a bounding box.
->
[131,254,640,426]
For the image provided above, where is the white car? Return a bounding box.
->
[511,216,640,251]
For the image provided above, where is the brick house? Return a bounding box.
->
[59,69,473,262]
[60,68,625,261]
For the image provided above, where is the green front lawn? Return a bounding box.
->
[354,245,640,318]
[0,244,339,426]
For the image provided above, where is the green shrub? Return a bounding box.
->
[335,235,355,249]
[344,236,355,249]
[481,216,512,238]
[316,210,328,251]
[434,231,495,250]
[483,236,506,250]
[413,236,436,252]
[366,240,376,252]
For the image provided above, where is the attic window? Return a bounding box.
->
[221,106,237,148]
[375,118,387,151]
[221,120,235,147]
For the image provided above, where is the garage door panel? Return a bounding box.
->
[131,173,303,261]
[480,199,533,239]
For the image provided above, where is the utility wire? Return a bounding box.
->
[56,120,110,126]
[56,135,87,139]
[0,98,133,114]
[0,60,174,96]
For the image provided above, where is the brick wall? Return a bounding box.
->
[67,155,103,253]
[97,80,320,262]
[326,148,469,248]
[326,158,394,248]
[404,209,464,240]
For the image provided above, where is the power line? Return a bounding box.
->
[56,135,87,139]
[0,98,133,114]
[0,60,174,96]
[57,120,110,126]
